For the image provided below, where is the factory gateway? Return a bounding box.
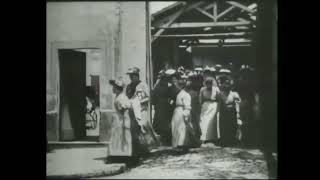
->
[46,1,277,143]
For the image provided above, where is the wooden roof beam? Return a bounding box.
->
[153,32,249,38]
[213,1,217,22]
[237,18,250,22]
[152,5,187,42]
[191,42,252,45]
[152,1,206,43]
[195,7,215,20]
[217,5,235,20]
[204,3,214,10]
[180,39,251,45]
[192,44,252,47]
[156,21,251,29]
[226,1,255,13]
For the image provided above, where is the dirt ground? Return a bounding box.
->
[96,144,269,179]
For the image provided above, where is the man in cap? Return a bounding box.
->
[126,67,158,148]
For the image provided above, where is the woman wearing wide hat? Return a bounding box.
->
[199,76,221,146]
[171,78,198,152]
[185,72,201,142]
[217,75,242,147]
[107,77,139,164]
[151,70,172,146]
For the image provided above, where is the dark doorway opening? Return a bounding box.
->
[59,49,86,141]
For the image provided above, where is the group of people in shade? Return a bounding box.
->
[107,64,258,165]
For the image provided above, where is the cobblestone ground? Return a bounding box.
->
[47,147,126,178]
[96,144,269,179]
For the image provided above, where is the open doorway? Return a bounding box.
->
[149,1,261,147]
[59,49,86,141]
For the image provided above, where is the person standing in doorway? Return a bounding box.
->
[126,67,159,150]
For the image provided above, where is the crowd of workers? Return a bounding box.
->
[106,63,259,165]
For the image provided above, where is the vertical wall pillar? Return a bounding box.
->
[115,2,122,78]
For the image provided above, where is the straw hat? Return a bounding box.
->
[109,77,125,88]
[126,67,140,75]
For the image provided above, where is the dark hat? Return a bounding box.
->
[126,67,140,75]
[109,77,125,88]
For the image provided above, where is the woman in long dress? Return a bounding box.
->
[199,77,220,145]
[171,79,198,152]
[166,69,181,146]
[236,67,259,147]
[152,74,172,146]
[107,78,136,163]
[185,72,201,141]
[126,67,159,150]
[217,75,242,147]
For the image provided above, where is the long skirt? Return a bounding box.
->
[199,101,219,142]
[109,110,133,157]
[240,99,256,146]
[129,110,149,158]
[153,103,172,145]
[189,91,201,140]
[171,107,198,148]
[140,109,159,149]
[219,106,237,146]
[130,100,159,151]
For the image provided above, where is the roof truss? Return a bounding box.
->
[151,1,258,46]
